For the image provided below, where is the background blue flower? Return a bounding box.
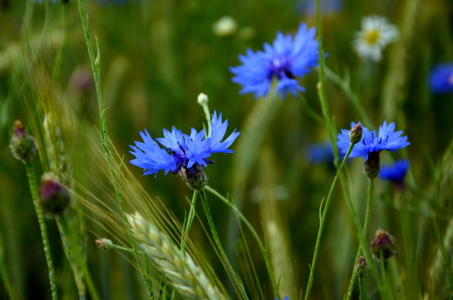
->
[230,23,319,99]
[337,121,410,160]
[129,112,240,177]
[379,159,410,182]
[429,64,453,94]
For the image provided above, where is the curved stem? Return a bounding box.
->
[199,190,249,300]
[205,186,280,298]
[359,277,364,300]
[304,142,354,300]
[181,190,198,252]
[25,161,58,300]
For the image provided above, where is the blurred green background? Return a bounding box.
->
[1,0,453,299]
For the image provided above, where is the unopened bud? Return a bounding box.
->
[349,123,363,144]
[10,121,38,163]
[178,165,208,191]
[371,229,397,261]
[95,238,113,251]
[39,173,71,217]
[364,151,380,179]
[355,255,369,278]
[197,93,209,105]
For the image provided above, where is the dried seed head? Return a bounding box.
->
[10,121,38,163]
[371,229,397,261]
[39,173,71,217]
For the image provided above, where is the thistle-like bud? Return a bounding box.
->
[349,123,363,144]
[371,229,397,261]
[178,165,208,191]
[95,238,113,251]
[39,173,71,217]
[197,93,209,106]
[10,121,38,163]
[355,255,369,279]
[364,151,380,179]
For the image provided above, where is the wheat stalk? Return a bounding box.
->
[127,212,226,300]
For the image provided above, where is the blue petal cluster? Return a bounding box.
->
[429,64,453,94]
[379,159,409,182]
[130,111,240,176]
[337,121,410,160]
[230,23,319,99]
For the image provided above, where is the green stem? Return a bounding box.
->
[346,178,375,299]
[304,142,354,300]
[205,186,280,298]
[181,190,198,252]
[57,217,101,300]
[25,161,58,300]
[75,0,153,296]
[358,277,364,300]
[324,67,372,128]
[199,190,249,300]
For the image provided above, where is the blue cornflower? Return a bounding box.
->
[230,23,319,99]
[275,297,289,300]
[429,64,453,94]
[337,121,410,160]
[379,159,409,183]
[306,142,335,164]
[129,111,240,188]
[337,121,410,179]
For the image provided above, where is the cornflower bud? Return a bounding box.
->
[349,123,363,144]
[10,121,38,163]
[39,173,71,217]
[371,229,397,261]
[95,238,113,251]
[197,93,209,105]
[355,255,369,279]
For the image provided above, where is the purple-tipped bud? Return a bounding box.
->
[355,255,369,279]
[349,123,363,144]
[365,152,380,179]
[178,165,208,191]
[10,121,38,163]
[371,229,397,261]
[95,238,113,251]
[39,173,71,217]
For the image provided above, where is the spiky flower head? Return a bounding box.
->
[127,212,226,299]
[230,23,319,99]
[355,255,369,279]
[371,229,397,261]
[10,121,38,163]
[129,111,239,189]
[353,15,399,62]
[429,64,453,94]
[95,238,113,251]
[337,121,410,179]
[379,159,410,188]
[39,173,71,217]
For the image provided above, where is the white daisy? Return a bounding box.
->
[353,15,399,62]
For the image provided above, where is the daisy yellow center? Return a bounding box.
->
[364,29,381,45]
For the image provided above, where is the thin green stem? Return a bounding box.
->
[25,161,58,300]
[181,190,198,252]
[57,217,101,300]
[76,0,153,296]
[324,67,372,128]
[205,185,280,298]
[304,142,354,300]
[358,277,364,300]
[346,178,375,299]
[199,190,249,300]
